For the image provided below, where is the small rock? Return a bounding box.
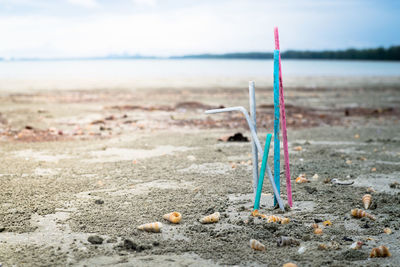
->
[314,218,323,223]
[361,223,370,229]
[304,186,317,194]
[88,235,103,245]
[95,199,104,205]
[106,238,117,243]
[0,227,5,232]
[343,236,353,242]
[152,241,160,246]
[123,239,137,250]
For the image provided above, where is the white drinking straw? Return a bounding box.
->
[249,81,259,197]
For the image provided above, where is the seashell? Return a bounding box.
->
[351,209,375,220]
[295,176,308,183]
[297,246,306,254]
[294,146,302,151]
[200,212,220,224]
[311,223,319,229]
[362,194,372,209]
[267,215,290,224]
[312,173,319,180]
[366,187,376,193]
[322,220,332,226]
[277,236,300,247]
[314,228,323,235]
[350,241,363,250]
[250,239,265,251]
[137,222,162,233]
[383,228,392,234]
[371,167,376,172]
[282,263,298,267]
[370,245,391,258]
[345,160,352,165]
[318,244,328,250]
[163,212,182,224]
[251,209,267,219]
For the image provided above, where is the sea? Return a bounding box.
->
[0,59,400,79]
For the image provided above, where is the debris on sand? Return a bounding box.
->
[293,146,302,151]
[137,222,162,233]
[200,212,220,224]
[88,235,104,245]
[277,236,300,247]
[370,245,391,258]
[94,199,104,205]
[250,239,265,251]
[163,212,182,224]
[331,179,354,185]
[351,209,375,220]
[389,181,400,189]
[349,241,363,250]
[362,194,372,209]
[218,133,249,142]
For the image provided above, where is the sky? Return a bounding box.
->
[0,0,399,58]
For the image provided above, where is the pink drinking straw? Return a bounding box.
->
[274,27,293,207]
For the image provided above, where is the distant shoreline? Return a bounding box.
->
[1,46,399,62]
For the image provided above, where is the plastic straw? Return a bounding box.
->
[249,81,259,196]
[253,133,272,210]
[273,50,280,206]
[205,106,285,210]
[274,27,293,207]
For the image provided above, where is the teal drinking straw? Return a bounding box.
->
[273,49,281,206]
[253,133,272,210]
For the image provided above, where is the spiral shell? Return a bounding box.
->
[314,228,323,235]
[295,175,308,183]
[251,209,267,219]
[163,212,182,224]
[277,236,300,247]
[250,239,265,251]
[267,215,290,224]
[350,241,363,250]
[200,212,220,224]
[137,222,162,233]
[383,228,392,234]
[351,209,375,220]
[311,223,319,229]
[362,194,372,209]
[322,220,332,226]
[370,245,391,258]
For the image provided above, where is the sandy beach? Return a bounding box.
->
[0,75,399,266]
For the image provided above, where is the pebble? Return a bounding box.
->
[88,235,104,245]
[95,199,104,205]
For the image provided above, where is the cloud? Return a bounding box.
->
[131,0,157,6]
[67,0,99,8]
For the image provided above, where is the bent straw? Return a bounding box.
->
[253,133,272,210]
[274,27,293,207]
[273,50,281,206]
[205,106,285,210]
[249,81,259,196]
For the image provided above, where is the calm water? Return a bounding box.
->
[0,59,399,78]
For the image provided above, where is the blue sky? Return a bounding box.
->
[0,0,399,58]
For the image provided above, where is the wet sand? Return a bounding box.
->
[0,76,399,266]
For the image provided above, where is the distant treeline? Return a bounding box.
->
[172,46,400,61]
[2,46,400,61]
